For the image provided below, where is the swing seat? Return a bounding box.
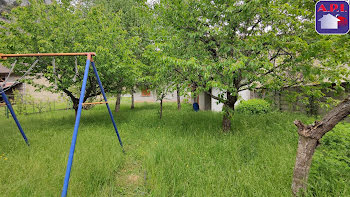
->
[82,101,108,106]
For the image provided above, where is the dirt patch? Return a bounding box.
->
[127,174,140,185]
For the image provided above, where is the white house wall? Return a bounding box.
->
[236,89,251,105]
[211,88,225,112]
[125,90,186,102]
[198,92,211,110]
[211,88,251,112]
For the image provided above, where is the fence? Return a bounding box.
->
[0,99,73,119]
[252,82,350,117]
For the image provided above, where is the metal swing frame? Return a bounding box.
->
[0,52,124,197]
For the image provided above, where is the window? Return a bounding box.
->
[141,89,151,97]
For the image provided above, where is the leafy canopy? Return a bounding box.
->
[0,0,140,105]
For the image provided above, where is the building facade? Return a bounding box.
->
[196,88,252,112]
[0,64,62,102]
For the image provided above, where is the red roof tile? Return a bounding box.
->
[0,82,15,89]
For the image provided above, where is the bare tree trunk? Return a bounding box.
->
[131,90,135,109]
[222,105,231,132]
[160,98,163,119]
[279,91,282,111]
[222,92,237,132]
[115,93,121,112]
[73,100,79,119]
[292,95,350,195]
[74,108,78,118]
[62,89,79,118]
[292,135,318,195]
[177,85,181,110]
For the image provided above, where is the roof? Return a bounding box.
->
[318,14,341,21]
[0,82,20,89]
[0,64,11,74]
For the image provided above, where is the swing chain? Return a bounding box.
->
[1,58,18,88]
[52,57,58,88]
[73,56,78,82]
[2,58,39,92]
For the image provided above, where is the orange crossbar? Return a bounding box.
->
[82,102,108,106]
[0,52,96,60]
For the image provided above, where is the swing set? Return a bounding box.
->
[0,52,124,197]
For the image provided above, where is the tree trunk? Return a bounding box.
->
[177,85,181,110]
[74,107,78,118]
[292,136,318,195]
[72,100,79,118]
[279,91,282,111]
[222,105,231,132]
[222,92,237,132]
[292,95,350,196]
[160,98,163,119]
[131,91,135,109]
[115,93,121,112]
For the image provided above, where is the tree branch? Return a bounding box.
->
[294,94,350,139]
[62,88,78,102]
[205,90,228,105]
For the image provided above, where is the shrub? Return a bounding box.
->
[235,99,271,114]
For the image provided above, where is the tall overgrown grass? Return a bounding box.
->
[0,100,349,196]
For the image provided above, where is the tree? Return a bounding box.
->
[0,1,138,115]
[93,0,154,111]
[290,5,350,194]
[149,0,347,131]
[150,1,350,194]
[141,44,169,119]
[292,95,350,195]
[142,30,197,118]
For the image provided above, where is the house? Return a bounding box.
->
[125,88,186,103]
[0,64,24,101]
[318,14,341,29]
[0,64,62,102]
[129,87,252,111]
[196,88,252,112]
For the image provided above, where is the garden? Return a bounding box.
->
[1,100,349,196]
[1,0,350,196]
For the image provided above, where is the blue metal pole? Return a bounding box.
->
[1,87,29,146]
[61,59,91,197]
[91,61,124,152]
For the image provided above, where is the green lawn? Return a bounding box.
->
[0,100,349,196]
